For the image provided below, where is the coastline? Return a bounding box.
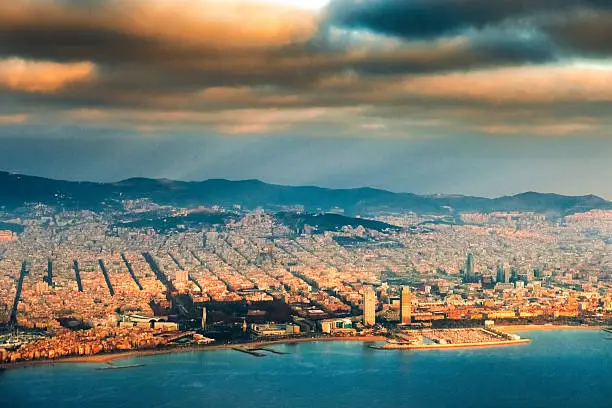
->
[0,335,387,370]
[2,326,606,370]
[494,324,603,333]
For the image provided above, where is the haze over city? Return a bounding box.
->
[1,0,612,196]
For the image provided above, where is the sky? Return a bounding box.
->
[0,0,611,198]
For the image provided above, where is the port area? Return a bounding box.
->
[372,328,530,350]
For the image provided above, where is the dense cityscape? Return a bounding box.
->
[2,198,611,364]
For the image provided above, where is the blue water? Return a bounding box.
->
[2,330,611,408]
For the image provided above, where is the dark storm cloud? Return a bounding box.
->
[542,11,612,56]
[326,0,612,40]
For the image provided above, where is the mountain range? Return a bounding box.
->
[1,171,610,216]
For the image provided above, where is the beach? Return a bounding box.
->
[0,335,388,370]
[3,326,608,370]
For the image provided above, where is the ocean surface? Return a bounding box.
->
[2,330,611,408]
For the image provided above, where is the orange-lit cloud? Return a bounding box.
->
[0,114,28,124]
[0,59,95,93]
[401,65,612,103]
[478,123,596,137]
[0,0,319,49]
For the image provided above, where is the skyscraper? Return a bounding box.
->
[496,263,506,283]
[465,253,475,282]
[363,286,376,326]
[400,286,411,324]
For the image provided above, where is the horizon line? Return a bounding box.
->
[0,170,608,202]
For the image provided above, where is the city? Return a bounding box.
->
[2,198,611,364]
[2,0,612,406]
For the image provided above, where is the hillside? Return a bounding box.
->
[0,171,610,216]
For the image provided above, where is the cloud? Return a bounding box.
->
[0,59,95,93]
[400,65,612,103]
[478,123,596,137]
[542,11,612,56]
[55,105,364,136]
[0,114,28,124]
[326,0,612,40]
[0,0,611,138]
[0,0,319,62]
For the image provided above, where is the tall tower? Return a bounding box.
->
[465,253,475,282]
[201,307,207,330]
[363,286,376,326]
[400,286,412,324]
[496,263,506,283]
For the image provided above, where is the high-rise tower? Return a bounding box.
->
[363,286,376,326]
[465,253,475,282]
[496,263,506,283]
[400,286,412,324]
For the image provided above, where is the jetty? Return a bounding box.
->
[250,347,289,355]
[232,347,266,357]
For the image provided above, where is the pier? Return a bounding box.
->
[232,347,266,357]
[121,253,143,290]
[73,260,83,292]
[9,261,27,325]
[98,259,115,296]
[97,364,145,371]
[250,347,289,355]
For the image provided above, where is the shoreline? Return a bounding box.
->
[0,335,387,370]
[494,324,603,333]
[2,325,606,370]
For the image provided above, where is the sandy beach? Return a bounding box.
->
[0,335,388,370]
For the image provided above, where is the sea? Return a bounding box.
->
[1,330,611,408]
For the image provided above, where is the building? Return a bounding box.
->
[363,286,376,326]
[0,231,17,242]
[175,270,189,284]
[250,323,300,337]
[319,318,353,334]
[153,321,179,331]
[496,263,506,283]
[400,286,412,324]
[465,253,475,282]
[201,307,207,330]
